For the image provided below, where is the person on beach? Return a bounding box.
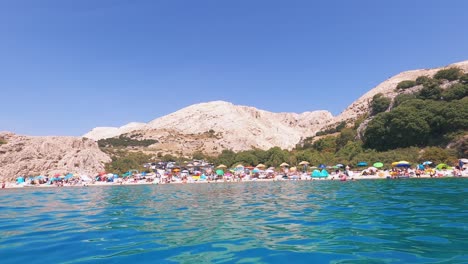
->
[1,181,5,188]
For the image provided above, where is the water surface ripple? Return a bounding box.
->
[1,179,467,263]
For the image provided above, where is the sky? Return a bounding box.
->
[1,0,467,136]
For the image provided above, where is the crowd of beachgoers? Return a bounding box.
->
[2,159,467,189]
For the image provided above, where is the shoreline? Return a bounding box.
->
[2,174,467,190]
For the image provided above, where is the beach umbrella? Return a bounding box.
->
[256,163,266,168]
[418,164,425,170]
[459,158,468,163]
[357,162,368,167]
[336,164,344,168]
[290,167,297,172]
[252,168,260,173]
[280,162,289,167]
[318,164,326,169]
[373,162,384,168]
[187,163,194,167]
[312,169,321,177]
[310,166,318,169]
[298,161,310,166]
[265,169,274,173]
[215,169,224,176]
[235,164,244,168]
[422,161,433,165]
[320,169,329,177]
[435,163,450,170]
[393,161,411,167]
[217,164,227,169]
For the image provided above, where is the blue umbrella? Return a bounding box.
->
[357,162,368,167]
[422,161,432,166]
[318,164,326,169]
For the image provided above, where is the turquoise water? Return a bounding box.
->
[1,179,467,263]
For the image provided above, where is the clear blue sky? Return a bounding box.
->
[1,0,467,136]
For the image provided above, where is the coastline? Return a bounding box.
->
[2,173,466,190]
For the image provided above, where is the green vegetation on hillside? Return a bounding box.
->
[396,80,416,90]
[0,138,6,145]
[315,121,346,136]
[98,135,158,148]
[105,151,153,174]
[363,69,468,151]
[370,93,391,115]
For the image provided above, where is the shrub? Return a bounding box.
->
[415,76,432,85]
[98,135,158,148]
[460,73,468,84]
[393,93,417,108]
[418,81,442,100]
[442,83,468,101]
[396,80,416,90]
[371,93,391,115]
[434,67,462,81]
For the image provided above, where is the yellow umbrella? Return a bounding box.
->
[256,164,266,168]
[290,167,297,172]
[280,162,289,167]
[235,164,244,168]
[217,164,227,169]
[298,161,309,166]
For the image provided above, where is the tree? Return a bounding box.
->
[370,93,391,115]
[419,147,455,164]
[335,128,357,151]
[234,152,258,166]
[312,136,337,152]
[192,151,206,160]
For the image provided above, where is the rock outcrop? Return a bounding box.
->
[0,132,111,180]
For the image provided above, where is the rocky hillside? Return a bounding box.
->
[84,60,468,155]
[333,60,468,125]
[0,132,111,180]
[85,101,334,154]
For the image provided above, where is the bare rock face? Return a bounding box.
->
[84,101,334,153]
[0,132,111,180]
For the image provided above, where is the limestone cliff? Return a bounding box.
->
[0,132,111,180]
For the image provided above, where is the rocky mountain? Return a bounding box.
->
[85,101,334,154]
[0,132,111,180]
[84,60,468,155]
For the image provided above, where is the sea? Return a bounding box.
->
[0,178,467,263]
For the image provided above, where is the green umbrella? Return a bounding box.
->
[373,162,384,168]
[215,169,224,176]
[435,163,451,170]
